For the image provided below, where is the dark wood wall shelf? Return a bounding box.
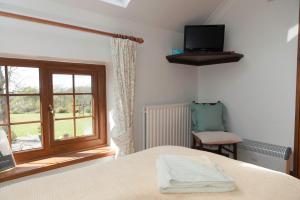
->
[166,51,244,66]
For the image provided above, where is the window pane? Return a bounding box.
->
[75,75,91,93]
[0,126,11,157]
[10,96,40,123]
[11,123,42,152]
[0,66,6,94]
[8,67,39,94]
[76,118,93,137]
[54,95,73,119]
[75,95,93,117]
[0,97,8,124]
[0,126,10,155]
[54,119,74,140]
[53,74,73,93]
[0,126,9,138]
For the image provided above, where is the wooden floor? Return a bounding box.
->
[0,146,115,183]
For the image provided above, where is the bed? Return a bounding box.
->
[1,146,300,200]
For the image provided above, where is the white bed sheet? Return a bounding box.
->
[0,146,300,200]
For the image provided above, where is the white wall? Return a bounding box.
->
[0,0,198,151]
[198,0,299,148]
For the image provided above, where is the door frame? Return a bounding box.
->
[294,4,300,178]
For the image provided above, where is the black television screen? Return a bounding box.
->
[184,25,225,52]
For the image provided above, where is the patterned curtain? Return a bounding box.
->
[111,38,137,156]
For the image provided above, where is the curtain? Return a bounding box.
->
[111,38,137,156]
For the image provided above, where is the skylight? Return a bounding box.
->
[100,0,131,8]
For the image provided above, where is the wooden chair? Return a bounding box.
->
[192,131,242,159]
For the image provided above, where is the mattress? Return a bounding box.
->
[1,146,300,200]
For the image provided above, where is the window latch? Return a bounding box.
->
[48,104,54,115]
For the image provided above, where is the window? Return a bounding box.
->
[52,74,94,141]
[0,59,107,163]
[0,66,42,152]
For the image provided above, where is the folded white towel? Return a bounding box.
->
[156,155,236,193]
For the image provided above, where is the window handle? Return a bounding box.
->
[48,104,54,115]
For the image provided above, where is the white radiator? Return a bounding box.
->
[144,103,191,149]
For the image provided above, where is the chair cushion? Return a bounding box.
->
[193,131,242,145]
[190,102,225,132]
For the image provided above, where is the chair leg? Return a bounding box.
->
[192,135,204,150]
[192,136,196,149]
[192,136,199,149]
[218,145,222,155]
[233,143,237,160]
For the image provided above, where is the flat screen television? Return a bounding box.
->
[184,25,225,52]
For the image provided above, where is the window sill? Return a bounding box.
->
[0,146,115,183]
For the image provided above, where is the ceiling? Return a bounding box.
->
[51,0,224,32]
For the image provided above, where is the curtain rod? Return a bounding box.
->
[0,10,144,44]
